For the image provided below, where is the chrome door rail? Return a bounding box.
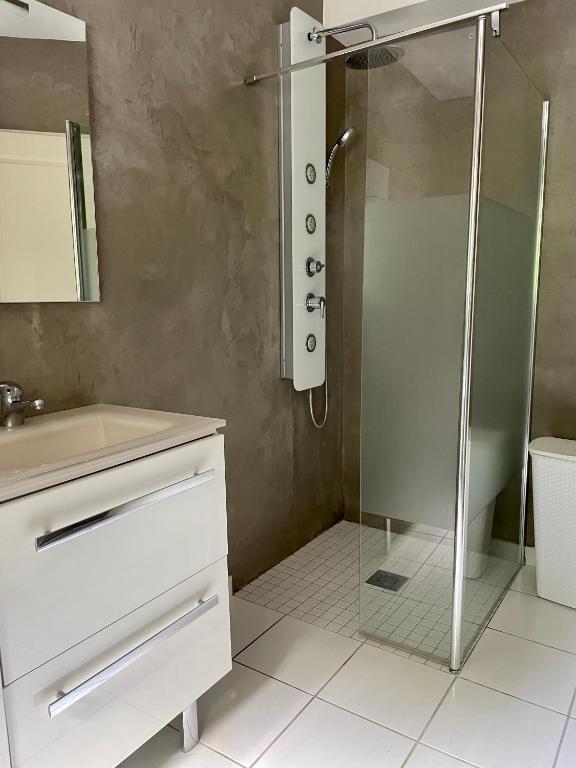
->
[48,594,219,718]
[244,4,507,85]
[35,470,215,552]
[450,14,487,673]
[519,100,550,560]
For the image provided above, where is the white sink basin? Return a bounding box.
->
[0,405,225,502]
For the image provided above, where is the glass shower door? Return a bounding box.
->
[356,23,478,666]
[356,21,547,668]
[460,32,547,662]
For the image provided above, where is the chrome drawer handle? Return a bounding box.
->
[35,470,215,553]
[48,593,219,719]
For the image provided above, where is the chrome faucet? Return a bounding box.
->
[0,382,44,428]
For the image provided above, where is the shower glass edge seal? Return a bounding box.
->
[450,14,487,674]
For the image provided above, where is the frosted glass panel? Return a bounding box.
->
[361,195,468,530]
[356,24,545,667]
[461,34,545,660]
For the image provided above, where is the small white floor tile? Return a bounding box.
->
[556,718,576,768]
[462,628,576,713]
[423,679,565,768]
[199,663,310,766]
[230,597,282,657]
[490,591,576,654]
[319,644,452,739]
[404,744,472,768]
[255,699,413,768]
[119,727,237,767]
[236,616,360,694]
[510,565,537,596]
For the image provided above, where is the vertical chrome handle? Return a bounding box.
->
[48,594,219,718]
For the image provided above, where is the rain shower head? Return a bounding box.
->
[346,45,404,70]
[326,126,356,188]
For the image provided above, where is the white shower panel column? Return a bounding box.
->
[279,8,326,391]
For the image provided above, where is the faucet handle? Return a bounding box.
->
[306,257,325,277]
[305,294,327,318]
[0,381,23,404]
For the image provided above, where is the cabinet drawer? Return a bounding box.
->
[0,434,227,683]
[4,558,231,768]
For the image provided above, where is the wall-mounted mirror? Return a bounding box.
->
[0,0,99,302]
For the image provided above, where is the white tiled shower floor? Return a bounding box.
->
[123,521,576,767]
[237,520,517,666]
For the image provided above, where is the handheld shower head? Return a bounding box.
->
[326,126,356,188]
[336,126,356,148]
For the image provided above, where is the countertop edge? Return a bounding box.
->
[0,420,226,505]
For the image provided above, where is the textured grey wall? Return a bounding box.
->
[503,0,576,543]
[0,0,345,587]
[0,38,88,132]
[504,0,576,437]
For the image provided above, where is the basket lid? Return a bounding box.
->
[529,437,576,460]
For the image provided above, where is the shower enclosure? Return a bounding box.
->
[246,2,548,671]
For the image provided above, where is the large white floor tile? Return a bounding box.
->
[255,699,413,768]
[199,663,310,766]
[490,591,576,654]
[510,565,537,596]
[236,616,360,694]
[556,718,576,768]
[230,597,282,657]
[404,744,472,768]
[119,727,237,767]
[423,679,565,768]
[319,645,452,739]
[462,628,576,713]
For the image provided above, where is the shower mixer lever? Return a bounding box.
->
[305,293,326,318]
[306,257,325,277]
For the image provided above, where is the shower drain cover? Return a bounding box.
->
[366,570,409,592]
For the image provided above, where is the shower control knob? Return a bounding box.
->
[306,257,325,277]
[305,293,326,318]
[305,334,317,352]
[305,214,317,234]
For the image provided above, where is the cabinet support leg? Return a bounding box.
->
[180,701,199,753]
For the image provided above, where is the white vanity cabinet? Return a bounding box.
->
[0,409,231,768]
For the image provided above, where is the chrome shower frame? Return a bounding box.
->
[449,16,549,672]
[450,14,488,672]
[246,1,550,673]
[244,5,506,85]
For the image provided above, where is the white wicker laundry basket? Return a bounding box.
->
[529,437,576,609]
